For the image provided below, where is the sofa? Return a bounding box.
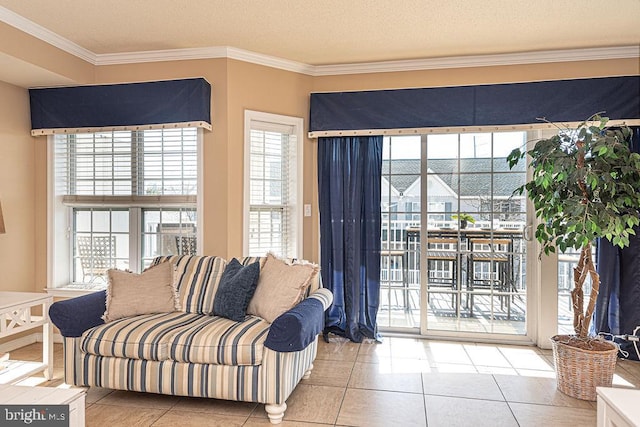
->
[49,254,333,424]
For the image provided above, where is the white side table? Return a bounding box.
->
[597,387,640,427]
[0,291,54,384]
[0,384,86,427]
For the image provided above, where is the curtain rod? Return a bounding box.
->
[32,121,212,136]
[307,119,640,139]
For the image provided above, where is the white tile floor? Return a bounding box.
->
[6,337,640,426]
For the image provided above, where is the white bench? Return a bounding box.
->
[0,384,85,427]
[597,387,640,427]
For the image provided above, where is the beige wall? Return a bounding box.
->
[225,60,314,259]
[0,81,37,292]
[0,35,637,292]
[312,58,640,91]
[0,22,93,86]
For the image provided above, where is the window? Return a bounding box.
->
[244,111,303,258]
[51,128,200,288]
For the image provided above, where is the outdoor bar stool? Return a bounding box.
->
[382,249,410,311]
[426,237,458,312]
[467,238,512,318]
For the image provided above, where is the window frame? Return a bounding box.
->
[46,128,203,294]
[243,110,304,259]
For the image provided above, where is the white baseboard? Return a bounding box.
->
[0,332,65,353]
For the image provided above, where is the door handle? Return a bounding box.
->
[523,224,534,242]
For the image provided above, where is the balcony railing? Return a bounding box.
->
[380,218,527,290]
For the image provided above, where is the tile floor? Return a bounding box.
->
[6,337,640,426]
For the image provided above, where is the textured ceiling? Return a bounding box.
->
[1,0,639,65]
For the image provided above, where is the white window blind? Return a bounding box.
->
[56,128,197,203]
[247,119,298,258]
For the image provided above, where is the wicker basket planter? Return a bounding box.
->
[550,334,618,401]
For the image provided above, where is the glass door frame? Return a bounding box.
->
[378,129,563,347]
[416,132,540,344]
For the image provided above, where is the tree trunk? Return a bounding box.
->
[570,243,600,338]
[580,244,600,338]
[571,246,586,335]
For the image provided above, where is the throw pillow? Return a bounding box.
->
[247,252,320,323]
[103,260,178,322]
[213,258,260,322]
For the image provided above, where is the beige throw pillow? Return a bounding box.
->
[247,253,320,323]
[103,261,178,322]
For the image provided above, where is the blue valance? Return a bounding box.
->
[30,78,211,135]
[310,76,640,132]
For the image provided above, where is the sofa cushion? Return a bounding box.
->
[49,290,107,337]
[81,312,202,361]
[239,255,321,295]
[264,297,324,352]
[103,261,178,322]
[152,255,227,314]
[169,315,270,365]
[247,253,320,323]
[213,259,260,321]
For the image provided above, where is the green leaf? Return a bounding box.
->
[600,116,609,128]
[507,148,522,169]
[578,128,587,139]
[513,116,639,255]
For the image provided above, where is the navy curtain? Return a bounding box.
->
[318,136,383,342]
[310,76,639,132]
[595,127,640,357]
[30,78,211,134]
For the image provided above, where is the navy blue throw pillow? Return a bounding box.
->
[213,258,260,321]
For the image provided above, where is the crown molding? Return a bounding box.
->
[310,46,640,76]
[225,47,315,75]
[96,45,640,76]
[95,46,228,65]
[1,6,638,76]
[95,46,315,74]
[0,6,96,64]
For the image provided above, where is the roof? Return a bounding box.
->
[382,158,526,197]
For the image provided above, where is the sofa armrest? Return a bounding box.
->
[264,288,333,352]
[49,290,106,337]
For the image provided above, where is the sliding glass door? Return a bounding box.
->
[379,131,531,338]
[380,136,421,328]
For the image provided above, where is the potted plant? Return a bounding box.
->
[451,213,476,229]
[507,114,640,401]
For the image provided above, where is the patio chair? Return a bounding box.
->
[175,235,197,255]
[77,235,116,283]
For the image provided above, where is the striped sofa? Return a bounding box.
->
[49,255,333,424]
